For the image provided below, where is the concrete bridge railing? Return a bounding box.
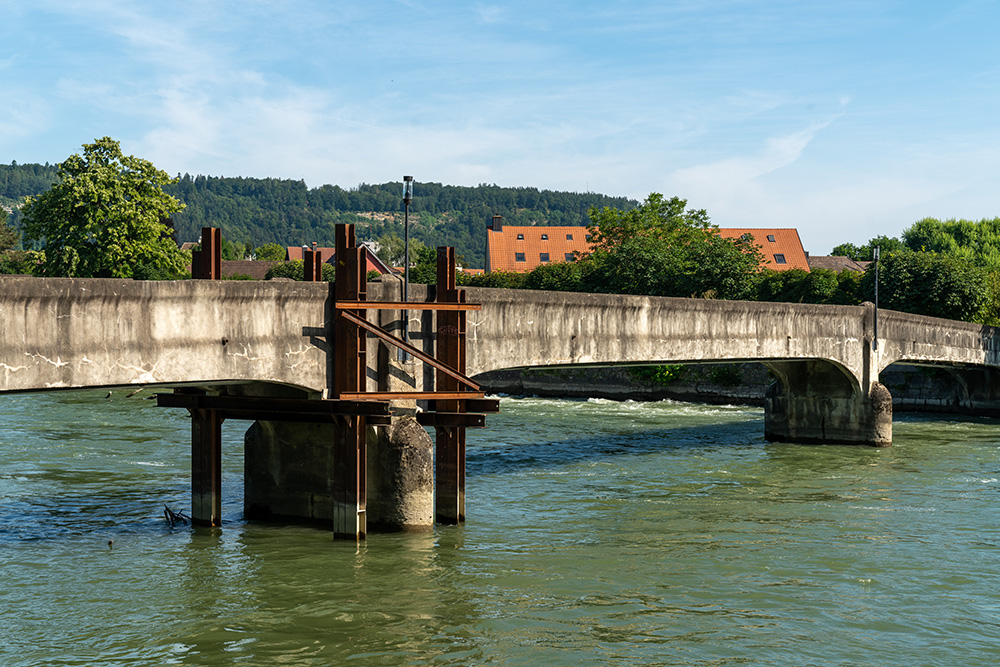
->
[3,275,1000,446]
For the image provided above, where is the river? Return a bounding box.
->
[1,390,999,666]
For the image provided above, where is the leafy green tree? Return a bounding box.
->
[831,235,908,261]
[755,268,860,305]
[0,250,43,275]
[861,251,988,322]
[408,246,439,284]
[580,194,764,300]
[254,242,286,261]
[21,137,187,278]
[0,209,18,251]
[586,193,711,251]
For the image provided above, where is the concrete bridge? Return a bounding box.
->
[3,274,1000,534]
[3,275,999,444]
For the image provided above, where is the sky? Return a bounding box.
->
[2,0,999,254]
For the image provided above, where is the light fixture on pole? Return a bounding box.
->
[401,176,414,358]
[873,245,880,351]
[403,176,413,304]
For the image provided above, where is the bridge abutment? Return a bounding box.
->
[764,360,892,446]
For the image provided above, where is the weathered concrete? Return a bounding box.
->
[5,276,1000,446]
[366,417,434,531]
[244,417,433,530]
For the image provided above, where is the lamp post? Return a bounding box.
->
[403,176,413,304]
[402,176,414,357]
[873,245,880,351]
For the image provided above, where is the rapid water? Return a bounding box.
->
[1,390,999,666]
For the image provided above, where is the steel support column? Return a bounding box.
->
[331,224,368,539]
[435,246,467,524]
[191,407,223,526]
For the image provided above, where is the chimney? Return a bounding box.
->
[490,215,503,232]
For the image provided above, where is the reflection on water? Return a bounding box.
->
[2,391,1000,665]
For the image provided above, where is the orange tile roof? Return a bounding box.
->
[486,226,592,273]
[716,228,810,271]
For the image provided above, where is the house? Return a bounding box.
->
[807,255,870,272]
[716,228,810,272]
[485,221,811,273]
[285,242,395,275]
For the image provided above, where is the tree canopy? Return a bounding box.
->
[21,138,188,278]
[582,194,763,300]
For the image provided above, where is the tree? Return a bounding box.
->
[254,242,286,261]
[586,193,711,251]
[0,209,18,251]
[20,137,187,278]
[581,193,763,300]
[831,235,907,261]
[861,251,988,322]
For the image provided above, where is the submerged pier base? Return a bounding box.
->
[244,417,434,533]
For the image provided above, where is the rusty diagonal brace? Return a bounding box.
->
[337,309,480,392]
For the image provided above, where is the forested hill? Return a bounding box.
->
[0,163,636,268]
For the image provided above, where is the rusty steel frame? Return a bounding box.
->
[163,223,495,539]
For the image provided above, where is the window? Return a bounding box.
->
[565,253,576,262]
[515,252,526,262]
[774,254,786,264]
[566,233,574,240]
[541,234,548,240]
[539,253,550,262]
[767,234,776,242]
[741,233,752,242]
[585,234,592,241]
[516,234,524,240]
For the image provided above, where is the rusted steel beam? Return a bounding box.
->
[331,224,368,540]
[332,414,367,540]
[156,393,390,417]
[336,391,484,401]
[334,301,482,311]
[192,227,222,280]
[304,248,323,281]
[435,246,467,525]
[416,412,487,428]
[191,408,222,527]
[338,309,480,391]
[428,398,501,413]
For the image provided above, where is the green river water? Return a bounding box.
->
[1,390,999,666]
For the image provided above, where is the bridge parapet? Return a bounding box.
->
[0,276,331,394]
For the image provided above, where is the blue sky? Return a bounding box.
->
[2,0,999,253]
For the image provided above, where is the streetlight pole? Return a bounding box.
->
[402,176,414,356]
[873,245,880,351]
[403,176,413,304]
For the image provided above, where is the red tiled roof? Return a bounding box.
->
[486,226,592,273]
[716,228,810,272]
[221,260,281,280]
[486,226,810,273]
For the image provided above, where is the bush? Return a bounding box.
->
[0,250,42,275]
[265,261,335,282]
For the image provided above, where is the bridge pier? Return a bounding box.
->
[191,408,223,526]
[764,360,893,446]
